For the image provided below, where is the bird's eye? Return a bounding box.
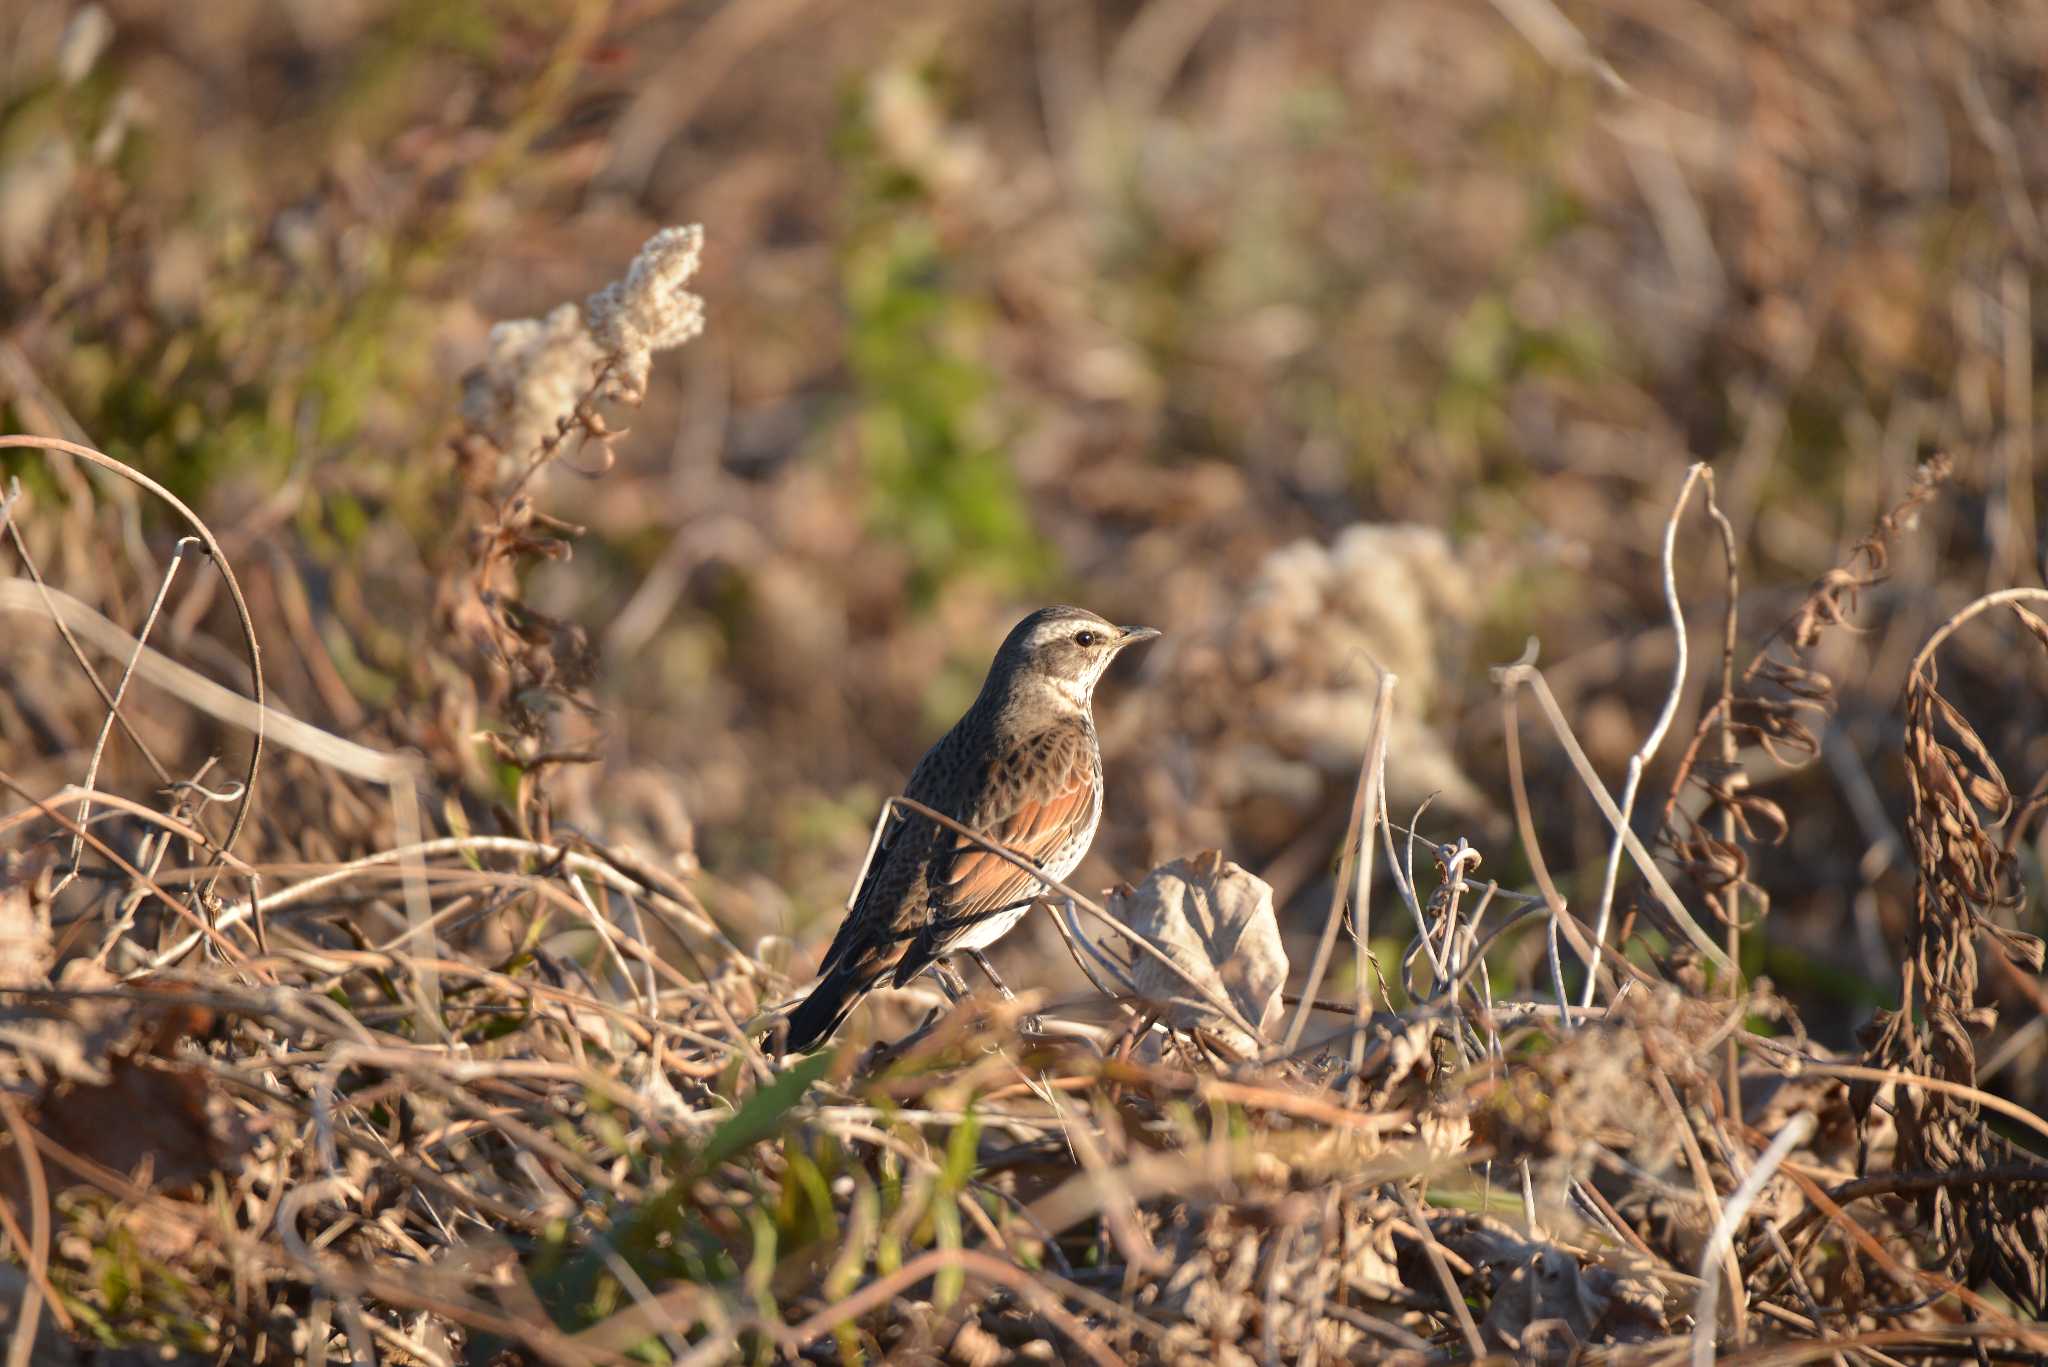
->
[1075,630,1097,647]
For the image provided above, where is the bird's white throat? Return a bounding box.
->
[1039,669,1100,713]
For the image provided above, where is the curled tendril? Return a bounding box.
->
[1657,456,1953,933]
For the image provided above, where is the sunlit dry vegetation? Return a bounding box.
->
[2,1,2047,1362]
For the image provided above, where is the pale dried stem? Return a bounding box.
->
[1348,692,1392,1082]
[1583,463,1706,1011]
[0,579,397,782]
[1376,773,1440,986]
[0,769,256,969]
[1283,671,1394,1052]
[0,477,174,788]
[0,1094,54,1367]
[1399,1185,1485,1357]
[133,835,737,975]
[60,535,200,894]
[1497,662,1735,975]
[1651,1067,1745,1341]
[1692,1112,1815,1365]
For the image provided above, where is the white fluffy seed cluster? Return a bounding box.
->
[583,223,707,403]
[1228,524,1491,821]
[462,224,706,461]
[463,303,603,464]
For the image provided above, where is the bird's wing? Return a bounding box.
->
[818,810,900,972]
[896,726,1096,981]
[814,739,946,979]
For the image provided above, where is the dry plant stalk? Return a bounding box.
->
[1656,456,1955,956]
[442,226,708,838]
[1859,586,2048,1318]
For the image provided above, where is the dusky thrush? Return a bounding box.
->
[782,606,1159,1050]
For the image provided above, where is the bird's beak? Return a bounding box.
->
[1118,625,1162,645]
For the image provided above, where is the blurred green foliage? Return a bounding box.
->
[838,76,1055,607]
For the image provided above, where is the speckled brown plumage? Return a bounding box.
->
[783,606,1158,1051]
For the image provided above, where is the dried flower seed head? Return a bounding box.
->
[461,302,604,467]
[460,224,707,465]
[584,223,707,404]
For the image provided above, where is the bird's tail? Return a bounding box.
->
[782,961,874,1052]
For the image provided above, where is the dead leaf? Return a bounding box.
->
[1110,851,1288,1052]
[2,975,255,1214]
[35,1053,254,1192]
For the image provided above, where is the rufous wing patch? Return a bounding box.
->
[941,774,1090,917]
[926,730,1093,949]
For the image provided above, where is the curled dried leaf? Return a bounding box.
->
[1109,851,1289,1054]
[1657,458,1952,958]
[1863,585,2048,1317]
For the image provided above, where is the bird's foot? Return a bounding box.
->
[927,960,972,1003]
[860,1005,945,1072]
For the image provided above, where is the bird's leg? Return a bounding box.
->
[864,965,964,1070]
[967,950,1044,1037]
[966,950,1014,1000]
[861,1006,944,1072]
[926,958,972,1003]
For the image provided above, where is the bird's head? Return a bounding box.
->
[988,605,1160,713]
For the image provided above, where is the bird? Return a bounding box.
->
[782,606,1159,1051]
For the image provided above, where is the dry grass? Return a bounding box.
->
[4,2,2048,1363]
[1,422,2045,1362]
